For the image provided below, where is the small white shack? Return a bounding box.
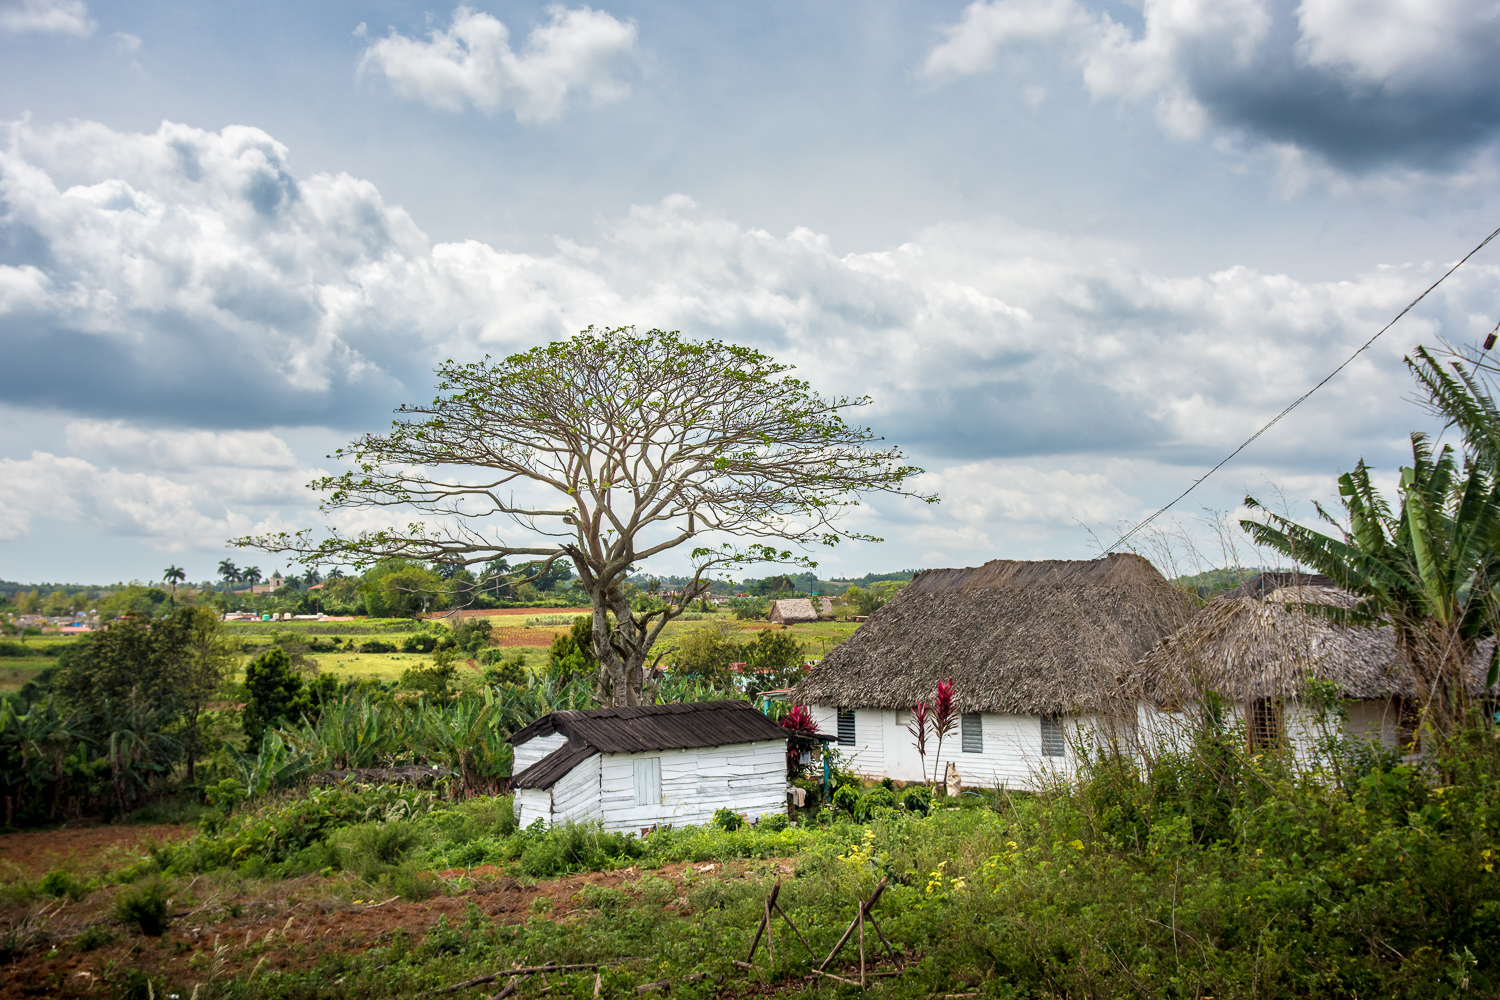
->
[509,701,791,833]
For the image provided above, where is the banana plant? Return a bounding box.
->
[1243,431,1500,735]
[225,730,314,800]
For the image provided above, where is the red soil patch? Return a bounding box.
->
[431,608,592,619]
[490,626,570,647]
[0,824,193,880]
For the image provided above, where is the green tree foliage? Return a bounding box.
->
[745,574,796,597]
[95,585,170,619]
[361,562,448,619]
[727,596,768,620]
[547,616,598,685]
[53,608,231,753]
[741,628,807,693]
[841,579,907,615]
[450,616,493,655]
[242,648,304,741]
[241,327,931,706]
[669,625,740,684]
[400,660,457,700]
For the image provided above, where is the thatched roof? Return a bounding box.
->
[792,553,1193,715]
[1134,579,1490,704]
[768,598,819,624]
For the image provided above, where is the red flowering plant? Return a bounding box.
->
[930,678,957,787]
[782,704,822,778]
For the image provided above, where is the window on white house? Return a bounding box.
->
[961,713,982,752]
[1247,699,1282,751]
[837,708,856,746]
[1040,714,1065,757]
[632,757,661,807]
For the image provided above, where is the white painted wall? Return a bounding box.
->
[807,703,1092,789]
[510,740,788,834]
[551,753,604,824]
[597,740,786,834]
[1134,697,1406,759]
[514,787,552,827]
[512,732,568,774]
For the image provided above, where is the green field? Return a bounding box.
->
[0,660,51,693]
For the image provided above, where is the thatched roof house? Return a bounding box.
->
[1136,575,1494,701]
[1132,572,1492,750]
[791,554,1193,785]
[768,598,820,624]
[1134,578,1403,707]
[795,553,1192,715]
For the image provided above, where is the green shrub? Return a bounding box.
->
[577,883,627,915]
[900,786,931,815]
[112,877,170,935]
[856,786,897,821]
[72,924,114,952]
[636,874,674,907]
[712,807,744,831]
[401,633,440,653]
[358,640,398,653]
[37,869,85,901]
[389,860,436,901]
[517,821,644,876]
[831,784,859,816]
[157,785,442,873]
[336,820,424,881]
[757,812,789,832]
[399,660,456,699]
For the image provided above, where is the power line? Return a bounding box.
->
[1106,222,1500,554]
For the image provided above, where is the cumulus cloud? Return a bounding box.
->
[0,0,93,36]
[64,420,300,470]
[921,0,1500,172]
[358,5,637,121]
[2,116,1492,477]
[0,442,314,550]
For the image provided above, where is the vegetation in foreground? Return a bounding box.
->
[5,716,1500,1000]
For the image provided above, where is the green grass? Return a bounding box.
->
[224,618,423,636]
[0,661,50,692]
[111,722,1500,1000]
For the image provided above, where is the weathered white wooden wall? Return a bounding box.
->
[514,787,552,828]
[551,753,604,824]
[510,740,787,834]
[596,741,785,833]
[512,732,568,774]
[808,704,1088,789]
[1134,697,1406,760]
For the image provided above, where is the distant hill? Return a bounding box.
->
[1170,567,1264,597]
[0,579,105,598]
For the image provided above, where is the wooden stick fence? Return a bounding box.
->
[739,876,903,989]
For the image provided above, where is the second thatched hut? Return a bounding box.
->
[1131,572,1492,753]
[792,553,1193,788]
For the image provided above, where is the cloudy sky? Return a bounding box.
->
[4,0,1500,585]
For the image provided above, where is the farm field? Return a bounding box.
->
[229,614,861,685]
[0,661,50,693]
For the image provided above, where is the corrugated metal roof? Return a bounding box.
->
[509,699,788,754]
[510,742,598,790]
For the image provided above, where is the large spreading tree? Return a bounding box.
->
[236,327,932,705]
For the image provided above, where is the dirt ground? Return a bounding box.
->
[0,856,792,999]
[0,825,194,882]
